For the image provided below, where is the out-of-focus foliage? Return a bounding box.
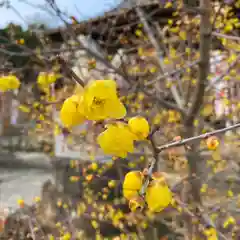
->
[0,23,42,82]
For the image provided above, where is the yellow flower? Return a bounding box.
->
[0,75,20,91]
[48,72,61,84]
[69,176,80,182]
[0,79,8,91]
[128,116,150,140]
[60,94,86,128]
[129,196,145,212]
[145,179,172,212]
[122,171,143,200]
[206,136,219,150]
[17,198,24,208]
[81,80,126,121]
[108,180,116,188]
[34,196,41,203]
[37,72,48,86]
[85,174,93,181]
[6,75,21,90]
[17,38,25,45]
[223,216,236,228]
[89,162,98,171]
[97,122,135,158]
[37,72,60,87]
[203,227,217,240]
[91,220,99,229]
[18,105,30,113]
[60,232,71,240]
[48,234,55,240]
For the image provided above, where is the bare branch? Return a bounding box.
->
[136,6,184,109]
[212,31,240,42]
[185,0,211,125]
[157,122,240,152]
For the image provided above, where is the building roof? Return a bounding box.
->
[45,0,176,45]
[108,0,160,13]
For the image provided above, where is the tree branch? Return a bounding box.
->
[136,6,184,109]
[185,0,211,126]
[212,32,240,42]
[157,122,240,152]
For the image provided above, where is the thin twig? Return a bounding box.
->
[145,60,200,86]
[140,122,240,195]
[157,122,240,152]
[212,32,240,42]
[136,6,184,108]
[206,54,240,93]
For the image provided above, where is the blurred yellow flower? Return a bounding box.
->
[108,180,116,188]
[206,136,219,150]
[203,227,217,240]
[129,196,145,212]
[128,116,150,140]
[223,216,236,228]
[89,162,98,171]
[37,72,61,87]
[168,110,180,123]
[6,75,21,89]
[48,72,61,84]
[37,72,48,86]
[97,122,135,158]
[69,176,80,182]
[145,179,172,212]
[48,234,55,240]
[17,198,24,208]
[91,220,99,229]
[34,196,41,203]
[18,105,31,113]
[0,74,20,91]
[60,232,71,240]
[81,80,126,121]
[60,94,86,128]
[122,171,143,200]
[0,80,8,92]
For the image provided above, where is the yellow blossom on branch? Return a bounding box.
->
[81,80,126,121]
[206,136,220,150]
[203,227,217,240]
[145,177,172,213]
[17,198,24,208]
[128,116,150,140]
[122,171,144,200]
[37,72,61,87]
[128,196,145,212]
[0,74,21,91]
[60,94,86,128]
[97,122,135,158]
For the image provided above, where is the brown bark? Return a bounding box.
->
[183,0,212,238]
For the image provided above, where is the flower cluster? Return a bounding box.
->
[60,79,150,157]
[60,80,126,125]
[37,72,61,91]
[122,171,172,213]
[97,116,149,158]
[206,136,220,150]
[0,74,21,92]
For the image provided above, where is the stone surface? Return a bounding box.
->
[0,151,53,169]
[0,168,53,211]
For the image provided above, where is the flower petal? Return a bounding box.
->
[97,123,135,157]
[145,180,172,213]
[105,98,126,119]
[60,95,85,128]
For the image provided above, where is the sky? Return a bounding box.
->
[0,0,122,28]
